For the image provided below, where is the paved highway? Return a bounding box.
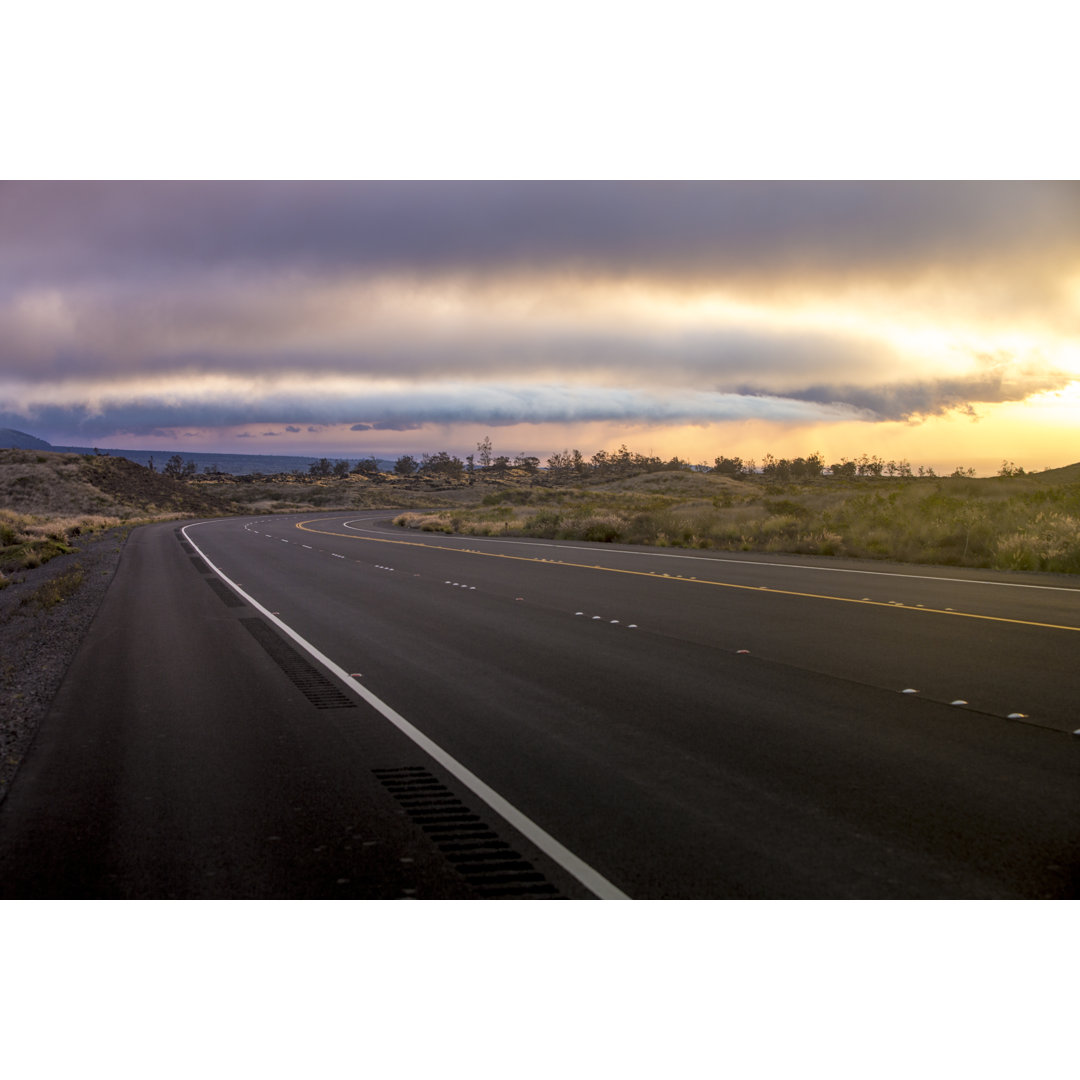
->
[2,510,1077,898]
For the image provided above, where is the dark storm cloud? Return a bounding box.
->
[736,369,1075,422]
[3,180,1076,289]
[2,181,1075,444]
[0,387,831,440]
[0,304,889,383]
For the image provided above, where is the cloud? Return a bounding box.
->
[0,380,866,437]
[4,182,1075,290]
[1,182,1075,448]
[735,367,1076,422]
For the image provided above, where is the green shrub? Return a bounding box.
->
[763,498,810,518]
[20,565,84,609]
[579,515,624,543]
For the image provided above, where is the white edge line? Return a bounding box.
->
[183,521,629,901]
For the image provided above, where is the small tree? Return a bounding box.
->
[331,459,351,479]
[394,454,418,476]
[712,455,744,477]
[308,458,333,478]
[351,456,380,477]
[856,453,885,478]
[420,451,465,481]
[477,436,493,469]
[761,454,791,482]
[163,454,196,479]
[546,449,574,482]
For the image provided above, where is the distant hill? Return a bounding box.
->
[0,429,52,451]
[50,445,396,477]
[0,429,393,475]
[1,449,231,521]
[1036,462,1080,482]
[1028,460,1080,481]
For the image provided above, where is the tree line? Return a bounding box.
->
[160,441,1026,484]
[300,442,1010,483]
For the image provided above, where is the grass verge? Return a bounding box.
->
[394,474,1080,573]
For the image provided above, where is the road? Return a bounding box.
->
[1,510,1078,898]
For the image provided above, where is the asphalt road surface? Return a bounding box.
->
[2,510,1078,898]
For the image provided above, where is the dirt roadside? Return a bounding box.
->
[0,527,129,800]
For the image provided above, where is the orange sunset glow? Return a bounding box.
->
[2,181,1077,475]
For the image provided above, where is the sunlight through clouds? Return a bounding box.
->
[1,181,1077,472]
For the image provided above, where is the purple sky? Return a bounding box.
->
[2,181,1077,470]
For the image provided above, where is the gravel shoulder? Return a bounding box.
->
[0,526,130,800]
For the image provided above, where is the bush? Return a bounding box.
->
[579,515,624,543]
[20,565,85,610]
[993,511,1080,573]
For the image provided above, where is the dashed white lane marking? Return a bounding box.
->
[576,612,638,628]
[339,518,1080,593]
[183,520,629,901]
[311,521,1080,634]
[332,553,345,559]
[302,544,312,549]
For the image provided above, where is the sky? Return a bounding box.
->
[2,179,1077,473]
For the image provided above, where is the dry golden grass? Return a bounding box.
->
[396,471,1080,573]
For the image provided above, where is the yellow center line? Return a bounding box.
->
[295,519,1080,634]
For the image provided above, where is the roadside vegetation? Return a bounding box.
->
[16,563,86,610]
[4,444,1079,579]
[392,445,1080,575]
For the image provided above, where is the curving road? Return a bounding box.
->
[2,510,1078,898]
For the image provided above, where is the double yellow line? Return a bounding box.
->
[295,519,1080,634]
